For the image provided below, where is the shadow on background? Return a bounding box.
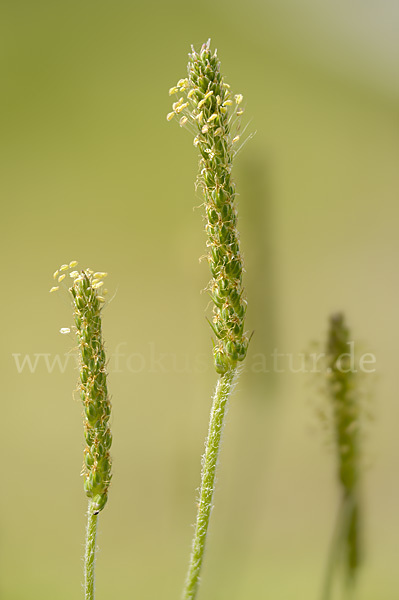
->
[239,148,279,397]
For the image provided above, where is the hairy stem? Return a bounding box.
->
[85,502,99,600]
[183,368,237,600]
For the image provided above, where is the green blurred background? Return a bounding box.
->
[1,1,398,598]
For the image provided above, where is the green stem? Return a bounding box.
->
[321,494,355,600]
[321,498,344,600]
[85,502,99,600]
[183,368,237,600]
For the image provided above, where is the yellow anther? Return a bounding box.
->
[232,135,240,144]
[201,124,209,134]
[187,89,196,99]
[50,286,59,293]
[214,127,223,136]
[97,296,106,303]
[216,95,221,105]
[60,328,71,334]
[204,90,214,100]
[194,111,203,123]
[94,272,108,278]
[177,78,189,88]
[222,100,233,107]
[222,82,230,89]
[69,260,78,267]
[166,112,175,121]
[169,86,179,95]
[193,136,200,146]
[53,270,59,279]
[176,102,189,114]
[69,271,79,278]
[172,98,184,110]
[179,116,188,126]
[236,109,244,116]
[207,113,218,123]
[92,281,104,289]
[234,94,243,104]
[58,274,66,282]
[60,264,69,271]
[220,107,227,114]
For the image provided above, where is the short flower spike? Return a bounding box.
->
[69,269,112,513]
[52,262,113,600]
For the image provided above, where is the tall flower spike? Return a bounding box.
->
[167,38,248,375]
[322,313,363,599]
[168,41,250,600]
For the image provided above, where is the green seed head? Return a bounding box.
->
[325,312,363,582]
[326,313,359,493]
[168,40,249,374]
[52,262,112,512]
